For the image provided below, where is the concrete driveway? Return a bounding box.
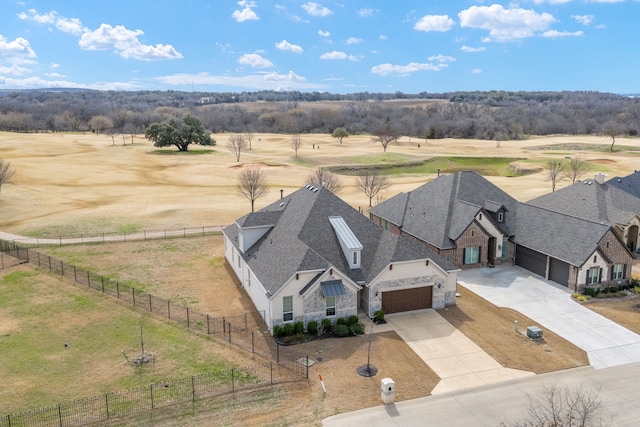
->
[385,309,533,394]
[458,265,640,369]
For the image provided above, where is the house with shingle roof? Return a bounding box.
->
[369,170,519,269]
[223,184,459,332]
[528,172,640,253]
[370,171,637,292]
[607,170,640,199]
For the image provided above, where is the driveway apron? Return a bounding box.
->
[458,265,640,369]
[385,309,533,394]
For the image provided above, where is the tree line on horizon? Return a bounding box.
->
[0,89,638,141]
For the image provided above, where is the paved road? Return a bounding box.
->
[323,362,640,426]
[458,265,640,369]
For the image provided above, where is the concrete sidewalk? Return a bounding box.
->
[323,362,640,426]
[458,265,640,369]
[385,310,533,394]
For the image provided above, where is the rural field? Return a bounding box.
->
[1,130,640,426]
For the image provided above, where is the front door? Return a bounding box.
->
[488,237,496,265]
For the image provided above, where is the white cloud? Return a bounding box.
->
[79,24,183,61]
[0,35,36,60]
[346,37,363,45]
[153,71,327,91]
[572,14,594,26]
[414,15,455,32]
[320,51,358,61]
[238,53,273,68]
[379,35,387,40]
[232,1,259,22]
[428,54,455,63]
[318,30,331,37]
[0,64,31,76]
[471,68,482,74]
[275,40,303,53]
[461,45,486,52]
[357,8,377,18]
[302,2,333,17]
[45,72,65,77]
[50,62,60,68]
[458,4,557,42]
[18,9,86,35]
[532,0,571,4]
[542,30,583,38]
[371,61,448,76]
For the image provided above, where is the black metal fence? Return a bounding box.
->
[0,239,312,425]
[0,362,300,427]
[6,226,223,247]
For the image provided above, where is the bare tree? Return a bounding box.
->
[291,134,302,157]
[563,157,590,184]
[305,168,343,194]
[88,115,113,135]
[238,165,269,212]
[372,117,400,152]
[356,171,391,207]
[0,159,16,194]
[227,134,248,162]
[507,383,609,427]
[546,159,564,192]
[603,125,621,152]
[243,126,255,150]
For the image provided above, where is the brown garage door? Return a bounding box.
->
[382,286,432,314]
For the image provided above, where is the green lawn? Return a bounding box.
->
[330,156,531,177]
[0,266,240,414]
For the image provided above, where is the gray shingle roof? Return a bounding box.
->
[527,178,640,226]
[607,171,640,199]
[369,171,519,250]
[515,204,610,266]
[223,186,457,296]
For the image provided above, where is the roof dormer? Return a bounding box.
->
[329,216,362,269]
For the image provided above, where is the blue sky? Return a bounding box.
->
[1,1,638,94]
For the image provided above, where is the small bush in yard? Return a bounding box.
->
[307,320,318,335]
[573,293,591,302]
[272,325,283,338]
[348,315,359,326]
[582,287,597,297]
[374,310,385,324]
[294,321,304,335]
[336,317,347,326]
[283,323,294,336]
[321,318,332,332]
[349,323,364,335]
[334,324,349,337]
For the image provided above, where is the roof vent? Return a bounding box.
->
[305,185,311,189]
[617,179,622,183]
[279,202,285,207]
[313,188,318,192]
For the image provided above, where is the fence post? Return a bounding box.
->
[207,314,210,335]
[223,317,226,333]
[183,228,186,237]
[61,260,64,276]
[132,288,136,306]
[38,252,41,266]
[186,307,190,328]
[25,248,29,262]
[270,362,273,385]
[48,256,51,271]
[306,355,309,379]
[58,403,63,427]
[87,271,90,287]
[191,376,196,402]
[150,384,154,410]
[277,342,280,363]
[73,265,76,282]
[59,236,62,246]
[149,294,152,312]
[228,323,232,343]
[167,300,171,319]
[116,282,120,299]
[251,331,255,354]
[101,276,104,293]
[245,313,247,330]
[105,394,110,419]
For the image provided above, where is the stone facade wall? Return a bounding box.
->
[301,285,358,327]
[368,275,441,315]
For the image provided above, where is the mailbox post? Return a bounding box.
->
[381,377,395,404]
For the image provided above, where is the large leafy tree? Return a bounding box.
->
[144,115,214,152]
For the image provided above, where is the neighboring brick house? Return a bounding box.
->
[370,171,637,292]
[528,172,640,254]
[222,185,458,332]
[369,170,519,269]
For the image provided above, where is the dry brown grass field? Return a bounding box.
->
[1,131,639,237]
[1,131,639,426]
